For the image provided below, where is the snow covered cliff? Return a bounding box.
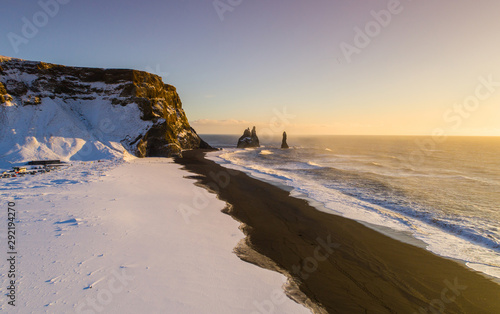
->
[0,56,210,165]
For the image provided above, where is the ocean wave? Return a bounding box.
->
[450,175,500,186]
[285,175,500,275]
[259,150,274,156]
[307,161,322,167]
[245,165,293,182]
[205,146,500,281]
[276,161,324,171]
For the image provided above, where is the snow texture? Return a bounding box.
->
[0,158,310,314]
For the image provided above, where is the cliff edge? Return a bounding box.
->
[0,56,210,163]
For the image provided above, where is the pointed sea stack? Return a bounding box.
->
[237,126,260,148]
[281,131,289,149]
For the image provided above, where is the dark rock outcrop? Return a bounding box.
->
[281,131,289,149]
[0,56,211,158]
[237,126,260,148]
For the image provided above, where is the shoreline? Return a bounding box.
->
[176,149,500,313]
[240,179,500,285]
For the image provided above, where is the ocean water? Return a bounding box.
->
[202,135,500,281]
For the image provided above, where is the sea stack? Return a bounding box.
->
[281,131,289,149]
[237,126,260,148]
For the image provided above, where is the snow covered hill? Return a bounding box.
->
[0,56,209,167]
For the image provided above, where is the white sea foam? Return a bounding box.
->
[307,161,322,167]
[259,150,274,155]
[207,147,500,282]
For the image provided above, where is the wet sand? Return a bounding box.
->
[176,149,500,313]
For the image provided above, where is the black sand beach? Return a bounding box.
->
[176,150,500,313]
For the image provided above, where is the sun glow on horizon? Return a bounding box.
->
[2,1,500,137]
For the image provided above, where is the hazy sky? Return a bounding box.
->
[2,0,500,135]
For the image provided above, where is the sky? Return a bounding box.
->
[1,0,500,136]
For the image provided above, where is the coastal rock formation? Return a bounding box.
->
[237,126,260,148]
[281,131,289,149]
[0,56,210,162]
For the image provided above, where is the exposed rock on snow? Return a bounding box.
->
[237,126,260,148]
[0,56,210,164]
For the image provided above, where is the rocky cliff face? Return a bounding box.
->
[0,56,210,163]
